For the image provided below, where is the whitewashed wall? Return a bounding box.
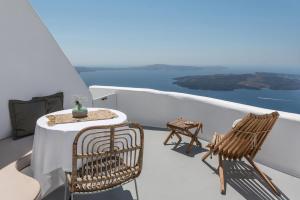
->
[90,85,300,178]
[0,0,92,139]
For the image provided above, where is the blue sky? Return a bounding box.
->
[30,0,300,67]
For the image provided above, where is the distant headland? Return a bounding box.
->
[75,64,227,73]
[173,72,300,91]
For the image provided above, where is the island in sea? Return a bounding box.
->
[173,72,300,91]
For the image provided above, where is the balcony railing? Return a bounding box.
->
[90,85,300,179]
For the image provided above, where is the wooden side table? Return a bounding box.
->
[164,118,203,154]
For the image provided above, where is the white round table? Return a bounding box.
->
[31,108,127,196]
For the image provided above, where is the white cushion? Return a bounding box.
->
[0,153,41,200]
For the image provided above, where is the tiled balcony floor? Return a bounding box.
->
[1,128,299,200]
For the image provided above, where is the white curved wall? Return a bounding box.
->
[0,0,92,139]
[90,85,300,178]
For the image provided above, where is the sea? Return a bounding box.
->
[77,66,300,114]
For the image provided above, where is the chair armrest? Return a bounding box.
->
[16,151,32,171]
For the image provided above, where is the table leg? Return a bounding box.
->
[164,130,175,145]
[195,137,202,147]
[186,125,202,153]
[186,137,195,153]
[174,132,182,148]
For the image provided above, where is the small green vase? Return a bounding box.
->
[72,101,88,118]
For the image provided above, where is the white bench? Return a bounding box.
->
[0,152,41,200]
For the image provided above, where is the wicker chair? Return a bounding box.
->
[65,123,144,200]
[202,112,280,195]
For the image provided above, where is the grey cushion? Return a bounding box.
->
[9,99,47,139]
[32,92,64,113]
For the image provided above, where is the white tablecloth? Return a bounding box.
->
[31,108,127,196]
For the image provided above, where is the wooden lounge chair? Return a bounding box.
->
[65,123,144,200]
[202,112,280,195]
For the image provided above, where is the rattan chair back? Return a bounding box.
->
[69,123,144,193]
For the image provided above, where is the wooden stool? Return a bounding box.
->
[164,118,203,154]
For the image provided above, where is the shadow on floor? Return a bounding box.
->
[43,185,134,200]
[171,142,207,157]
[203,159,290,200]
[0,136,33,168]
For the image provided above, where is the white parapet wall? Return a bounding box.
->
[90,85,300,178]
